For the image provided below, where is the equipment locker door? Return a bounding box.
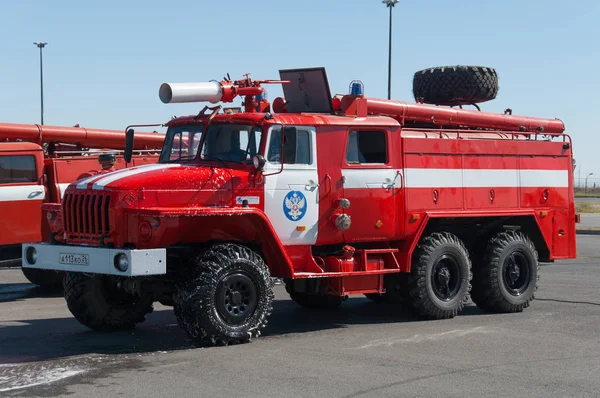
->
[263,125,319,246]
[0,150,45,246]
[341,129,401,242]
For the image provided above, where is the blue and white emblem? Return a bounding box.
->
[283,191,307,221]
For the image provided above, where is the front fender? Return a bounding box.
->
[128,207,295,278]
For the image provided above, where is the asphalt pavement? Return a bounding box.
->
[0,236,599,397]
[577,213,600,234]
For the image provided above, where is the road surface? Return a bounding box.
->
[0,236,599,397]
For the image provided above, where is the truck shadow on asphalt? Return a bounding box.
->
[0,295,487,365]
[0,283,63,303]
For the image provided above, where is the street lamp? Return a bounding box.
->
[585,172,594,194]
[382,0,400,100]
[33,42,48,125]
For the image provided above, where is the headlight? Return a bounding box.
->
[114,253,129,272]
[25,247,38,265]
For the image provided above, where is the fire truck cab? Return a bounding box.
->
[0,143,46,266]
[23,68,575,346]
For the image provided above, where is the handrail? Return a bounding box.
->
[402,127,572,144]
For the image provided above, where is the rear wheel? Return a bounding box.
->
[471,231,538,313]
[174,244,273,346]
[406,232,471,319]
[22,268,64,290]
[64,272,154,331]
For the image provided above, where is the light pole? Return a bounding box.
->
[585,172,593,194]
[382,0,400,100]
[33,42,48,125]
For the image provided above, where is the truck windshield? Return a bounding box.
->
[159,125,203,162]
[199,123,262,164]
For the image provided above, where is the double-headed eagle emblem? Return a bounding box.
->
[284,191,306,221]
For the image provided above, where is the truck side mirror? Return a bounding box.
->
[124,129,134,163]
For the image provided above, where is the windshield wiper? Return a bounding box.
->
[199,155,228,168]
[162,156,195,164]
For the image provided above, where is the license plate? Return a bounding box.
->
[59,253,89,266]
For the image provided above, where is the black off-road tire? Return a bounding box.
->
[174,244,273,346]
[407,232,472,319]
[413,65,498,106]
[64,272,154,331]
[285,281,343,309]
[22,268,64,290]
[471,231,539,313]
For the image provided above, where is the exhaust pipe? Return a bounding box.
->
[159,81,223,104]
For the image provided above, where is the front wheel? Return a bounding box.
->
[174,244,273,346]
[406,232,472,319]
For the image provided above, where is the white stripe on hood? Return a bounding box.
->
[75,166,141,189]
[92,164,181,190]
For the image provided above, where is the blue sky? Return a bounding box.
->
[1,0,598,183]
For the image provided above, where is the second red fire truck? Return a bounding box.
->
[0,122,163,286]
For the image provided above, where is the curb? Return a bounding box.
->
[576,229,600,236]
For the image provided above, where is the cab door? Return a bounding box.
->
[0,149,45,246]
[341,128,402,242]
[262,125,319,246]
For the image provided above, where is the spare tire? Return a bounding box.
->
[413,65,498,106]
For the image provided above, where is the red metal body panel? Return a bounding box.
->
[0,144,45,246]
[56,119,574,273]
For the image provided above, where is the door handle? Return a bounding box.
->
[28,190,44,199]
[382,171,402,189]
[305,180,319,191]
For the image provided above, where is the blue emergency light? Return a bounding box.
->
[349,80,364,96]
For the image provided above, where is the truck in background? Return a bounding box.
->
[0,122,164,287]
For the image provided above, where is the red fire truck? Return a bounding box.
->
[0,122,163,286]
[23,67,575,346]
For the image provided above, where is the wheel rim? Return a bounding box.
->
[216,273,257,325]
[502,251,531,296]
[431,254,462,301]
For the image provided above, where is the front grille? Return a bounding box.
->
[63,192,111,240]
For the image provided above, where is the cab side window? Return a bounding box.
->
[268,128,311,165]
[0,155,37,184]
[346,130,387,164]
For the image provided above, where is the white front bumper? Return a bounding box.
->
[22,243,166,276]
